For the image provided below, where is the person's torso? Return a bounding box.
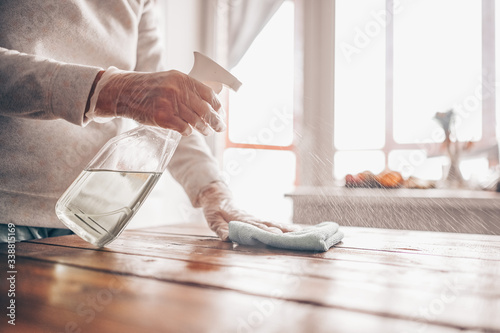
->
[0,0,147,226]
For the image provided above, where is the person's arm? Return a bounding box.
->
[134,1,300,240]
[133,0,227,199]
[0,46,102,125]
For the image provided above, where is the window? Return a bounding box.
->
[220,0,499,224]
[223,1,295,222]
[334,0,496,181]
[392,0,482,144]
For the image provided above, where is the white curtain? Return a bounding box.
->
[226,0,285,68]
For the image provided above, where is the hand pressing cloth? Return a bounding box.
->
[228,221,343,252]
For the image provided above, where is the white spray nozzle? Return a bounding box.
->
[188,52,242,94]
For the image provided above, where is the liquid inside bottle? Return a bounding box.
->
[55,169,162,247]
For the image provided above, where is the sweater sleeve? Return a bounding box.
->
[0,46,102,126]
[168,132,226,206]
[136,0,226,206]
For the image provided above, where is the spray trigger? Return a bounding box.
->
[188,52,242,93]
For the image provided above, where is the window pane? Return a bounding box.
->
[334,150,385,179]
[334,0,386,150]
[388,150,444,180]
[460,158,489,181]
[393,0,482,143]
[228,2,294,146]
[223,149,296,223]
[496,2,500,150]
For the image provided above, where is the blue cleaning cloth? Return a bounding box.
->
[228,221,344,252]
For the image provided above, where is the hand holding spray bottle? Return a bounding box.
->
[55,52,241,247]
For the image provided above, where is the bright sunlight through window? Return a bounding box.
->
[224,1,295,223]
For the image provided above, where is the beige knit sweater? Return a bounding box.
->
[0,0,223,228]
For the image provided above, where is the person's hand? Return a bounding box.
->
[86,67,225,136]
[197,182,301,241]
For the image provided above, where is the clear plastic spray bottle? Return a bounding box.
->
[55,52,241,247]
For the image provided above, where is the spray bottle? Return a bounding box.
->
[55,52,241,247]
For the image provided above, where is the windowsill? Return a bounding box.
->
[285,186,500,235]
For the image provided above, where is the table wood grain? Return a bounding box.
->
[1,223,499,333]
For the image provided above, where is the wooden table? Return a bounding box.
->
[1,223,500,333]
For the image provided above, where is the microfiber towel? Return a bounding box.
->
[228,221,344,252]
